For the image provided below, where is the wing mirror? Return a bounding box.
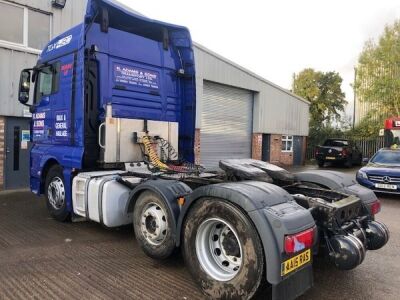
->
[18,69,32,105]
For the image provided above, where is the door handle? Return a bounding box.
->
[98,122,106,149]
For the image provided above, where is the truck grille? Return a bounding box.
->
[368,175,400,183]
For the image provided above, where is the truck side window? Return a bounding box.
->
[34,62,60,103]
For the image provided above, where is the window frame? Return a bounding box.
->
[281,135,293,153]
[33,62,61,105]
[0,0,52,52]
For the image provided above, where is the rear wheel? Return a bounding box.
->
[133,191,176,259]
[45,165,70,222]
[182,198,265,299]
[317,160,324,167]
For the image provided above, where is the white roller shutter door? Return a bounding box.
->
[200,81,253,168]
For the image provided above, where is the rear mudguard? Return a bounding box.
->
[176,181,315,286]
[295,170,378,209]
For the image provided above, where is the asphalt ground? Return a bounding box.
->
[0,165,399,300]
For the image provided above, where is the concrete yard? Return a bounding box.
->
[0,166,399,299]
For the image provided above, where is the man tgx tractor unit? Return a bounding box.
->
[18,1,389,299]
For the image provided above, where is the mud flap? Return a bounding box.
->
[272,264,313,300]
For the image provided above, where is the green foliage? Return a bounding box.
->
[354,20,400,128]
[293,69,347,156]
[307,126,345,151]
[347,112,382,139]
[293,68,347,129]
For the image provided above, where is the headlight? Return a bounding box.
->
[357,170,368,179]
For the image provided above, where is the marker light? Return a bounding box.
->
[284,227,315,255]
[370,199,381,215]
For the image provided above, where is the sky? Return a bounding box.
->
[118,0,400,119]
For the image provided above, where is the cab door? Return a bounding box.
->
[32,54,75,146]
[32,61,60,144]
[51,54,75,146]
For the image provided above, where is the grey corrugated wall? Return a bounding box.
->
[194,43,309,136]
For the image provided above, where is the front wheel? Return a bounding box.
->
[45,165,70,222]
[182,198,265,299]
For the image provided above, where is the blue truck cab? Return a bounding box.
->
[17,1,389,299]
[24,0,195,207]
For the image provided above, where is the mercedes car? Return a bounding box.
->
[356,148,400,194]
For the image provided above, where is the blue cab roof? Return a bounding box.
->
[39,0,191,63]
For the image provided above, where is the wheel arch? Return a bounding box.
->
[126,179,192,239]
[295,170,378,209]
[40,158,60,194]
[177,181,314,285]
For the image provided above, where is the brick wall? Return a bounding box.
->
[252,133,262,160]
[269,134,293,166]
[194,130,303,167]
[194,128,201,165]
[0,117,4,191]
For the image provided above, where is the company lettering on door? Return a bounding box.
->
[33,112,46,139]
[54,111,69,141]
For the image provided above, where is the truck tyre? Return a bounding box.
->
[182,198,265,299]
[317,160,324,167]
[133,191,176,259]
[45,165,70,222]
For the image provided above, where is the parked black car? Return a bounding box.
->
[316,138,362,167]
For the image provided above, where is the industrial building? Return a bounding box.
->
[0,0,309,190]
[193,44,309,168]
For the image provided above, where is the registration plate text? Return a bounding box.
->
[281,249,311,276]
[375,183,397,190]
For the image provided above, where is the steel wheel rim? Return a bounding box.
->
[195,218,243,281]
[140,202,168,246]
[48,177,65,210]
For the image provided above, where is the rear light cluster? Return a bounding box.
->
[370,199,381,215]
[341,149,348,156]
[284,226,316,255]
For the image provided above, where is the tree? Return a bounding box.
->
[354,20,400,134]
[293,69,347,154]
[293,69,347,129]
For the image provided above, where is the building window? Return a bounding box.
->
[28,10,51,50]
[0,0,51,50]
[0,2,24,44]
[282,135,293,152]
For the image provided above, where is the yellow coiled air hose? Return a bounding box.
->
[142,135,169,170]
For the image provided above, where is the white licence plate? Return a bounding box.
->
[326,156,336,160]
[375,183,397,190]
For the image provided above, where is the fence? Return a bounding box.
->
[306,136,385,160]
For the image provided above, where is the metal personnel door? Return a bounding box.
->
[293,136,303,166]
[200,81,253,168]
[262,134,271,161]
[5,117,31,189]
